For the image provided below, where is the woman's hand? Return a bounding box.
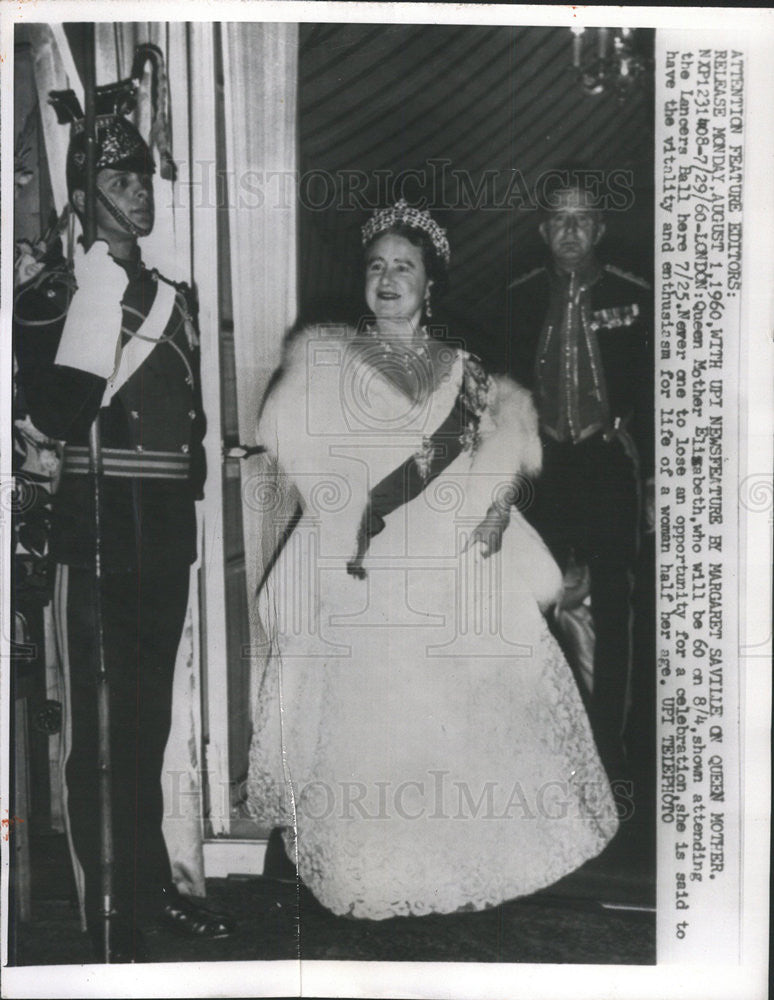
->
[463,506,510,559]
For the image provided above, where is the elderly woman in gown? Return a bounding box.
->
[247,200,619,920]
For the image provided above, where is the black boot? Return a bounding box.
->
[153,884,235,939]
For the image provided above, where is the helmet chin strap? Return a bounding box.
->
[96,186,152,238]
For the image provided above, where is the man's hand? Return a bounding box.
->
[73,239,129,301]
[54,240,128,379]
[557,556,591,611]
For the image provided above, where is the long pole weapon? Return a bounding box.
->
[82,23,115,965]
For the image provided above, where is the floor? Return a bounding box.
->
[9,660,657,971]
[8,806,655,968]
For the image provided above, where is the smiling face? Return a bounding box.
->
[539,187,605,272]
[364,233,431,329]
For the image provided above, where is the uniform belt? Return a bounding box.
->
[62,446,190,480]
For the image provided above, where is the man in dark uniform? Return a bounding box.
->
[13,82,234,962]
[506,178,654,777]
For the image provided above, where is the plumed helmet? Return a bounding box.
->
[49,79,155,199]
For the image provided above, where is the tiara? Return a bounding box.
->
[361,199,450,265]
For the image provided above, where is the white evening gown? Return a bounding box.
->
[247,325,619,919]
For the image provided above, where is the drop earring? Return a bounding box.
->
[424,291,432,319]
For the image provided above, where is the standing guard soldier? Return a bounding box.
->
[13,79,234,962]
[506,176,654,778]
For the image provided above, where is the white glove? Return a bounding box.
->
[54,240,129,379]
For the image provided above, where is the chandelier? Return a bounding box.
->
[570,27,650,101]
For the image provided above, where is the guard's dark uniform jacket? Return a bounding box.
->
[505,262,653,478]
[505,259,654,776]
[13,246,207,933]
[14,247,206,571]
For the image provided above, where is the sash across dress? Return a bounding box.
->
[247,325,619,919]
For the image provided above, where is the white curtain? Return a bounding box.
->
[220,23,299,671]
[27,24,71,213]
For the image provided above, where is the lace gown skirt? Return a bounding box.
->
[247,460,619,920]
